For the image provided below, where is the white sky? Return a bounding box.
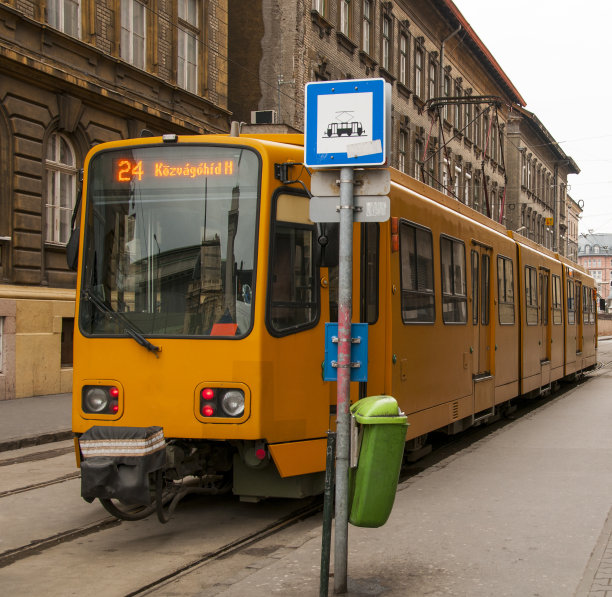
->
[452,0,612,235]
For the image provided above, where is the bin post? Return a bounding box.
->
[320,431,336,597]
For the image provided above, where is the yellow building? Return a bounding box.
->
[0,0,229,399]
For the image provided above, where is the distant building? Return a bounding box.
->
[505,107,579,257]
[0,0,230,399]
[577,232,612,305]
[567,196,582,262]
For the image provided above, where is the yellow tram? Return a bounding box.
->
[71,132,597,520]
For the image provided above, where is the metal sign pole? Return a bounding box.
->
[334,166,354,594]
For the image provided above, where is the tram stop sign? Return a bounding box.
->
[304,78,391,168]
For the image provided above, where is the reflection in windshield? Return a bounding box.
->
[80,145,259,338]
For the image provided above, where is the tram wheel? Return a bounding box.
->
[99,498,157,521]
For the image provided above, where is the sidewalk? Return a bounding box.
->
[0,392,72,451]
[162,354,612,596]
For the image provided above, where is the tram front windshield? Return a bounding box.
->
[79,144,259,338]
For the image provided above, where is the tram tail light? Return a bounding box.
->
[202,404,215,417]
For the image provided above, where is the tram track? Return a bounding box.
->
[0,516,120,569]
[0,470,80,499]
[124,499,323,596]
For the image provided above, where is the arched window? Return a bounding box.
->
[45,132,77,245]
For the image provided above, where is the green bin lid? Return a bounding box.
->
[350,395,408,425]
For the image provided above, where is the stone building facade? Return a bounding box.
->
[505,106,579,256]
[0,0,230,399]
[229,0,526,223]
[228,0,582,258]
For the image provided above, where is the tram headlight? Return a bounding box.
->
[82,385,120,415]
[220,390,245,417]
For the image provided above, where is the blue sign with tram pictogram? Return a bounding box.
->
[305,78,391,168]
[323,323,368,382]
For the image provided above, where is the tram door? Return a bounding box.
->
[471,244,494,413]
[539,269,551,386]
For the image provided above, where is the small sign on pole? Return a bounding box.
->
[304,78,391,168]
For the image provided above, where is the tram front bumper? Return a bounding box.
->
[78,426,165,505]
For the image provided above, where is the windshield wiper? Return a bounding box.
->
[82,290,161,357]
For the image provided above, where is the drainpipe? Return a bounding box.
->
[439,25,462,193]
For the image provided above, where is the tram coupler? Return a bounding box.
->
[78,426,165,505]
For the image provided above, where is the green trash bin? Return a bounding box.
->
[348,395,408,528]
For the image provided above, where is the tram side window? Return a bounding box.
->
[267,193,318,335]
[481,254,490,325]
[399,221,435,323]
[471,251,479,325]
[540,273,549,325]
[591,288,596,324]
[567,280,575,325]
[582,286,589,324]
[525,266,538,325]
[552,274,562,325]
[497,256,515,325]
[440,236,467,324]
[361,223,379,325]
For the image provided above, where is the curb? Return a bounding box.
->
[0,430,73,453]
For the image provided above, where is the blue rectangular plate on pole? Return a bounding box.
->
[323,322,369,382]
[304,78,391,168]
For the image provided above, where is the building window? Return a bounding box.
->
[339,0,351,37]
[440,236,467,324]
[415,44,423,97]
[464,171,471,207]
[414,138,423,181]
[0,316,3,374]
[465,94,472,140]
[399,33,408,85]
[428,58,437,100]
[454,165,461,201]
[313,0,327,15]
[398,129,407,173]
[178,0,200,94]
[47,0,80,37]
[362,0,372,54]
[474,106,481,148]
[443,74,451,121]
[381,13,391,70]
[121,0,146,69]
[453,81,461,130]
[399,221,435,324]
[45,132,77,245]
[491,120,498,162]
